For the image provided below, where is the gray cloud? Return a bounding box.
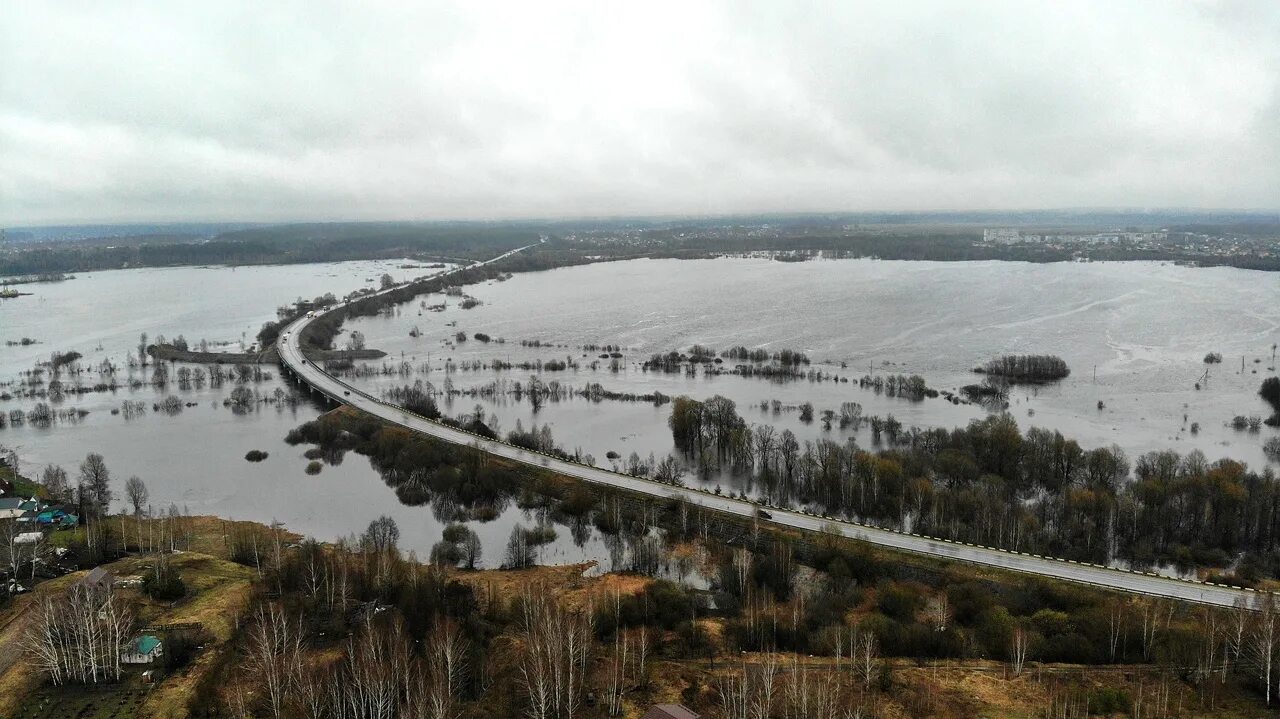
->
[2,0,1277,224]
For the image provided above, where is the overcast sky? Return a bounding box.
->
[2,1,1277,225]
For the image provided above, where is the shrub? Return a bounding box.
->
[305,460,323,475]
[1262,377,1280,411]
[1088,687,1131,714]
[977,354,1070,382]
[142,563,186,601]
[244,450,269,462]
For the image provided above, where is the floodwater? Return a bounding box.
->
[345,257,1280,474]
[2,257,1278,564]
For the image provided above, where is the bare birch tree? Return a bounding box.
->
[244,603,306,718]
[24,580,132,685]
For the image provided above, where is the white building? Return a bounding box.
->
[983,228,1021,245]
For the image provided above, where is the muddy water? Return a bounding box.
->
[3,256,1278,562]
[346,257,1280,476]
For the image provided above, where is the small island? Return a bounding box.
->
[973,354,1070,383]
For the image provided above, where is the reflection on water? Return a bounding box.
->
[2,257,1278,567]
[346,257,1280,475]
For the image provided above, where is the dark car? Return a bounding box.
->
[343,390,350,396]
[756,509,773,520]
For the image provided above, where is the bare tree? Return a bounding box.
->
[1,518,30,588]
[426,619,469,718]
[853,628,879,688]
[518,585,592,719]
[1011,625,1030,674]
[654,454,686,486]
[244,603,306,718]
[1251,596,1279,706]
[77,452,112,519]
[604,607,628,717]
[1228,596,1251,677]
[733,547,752,597]
[1107,599,1126,661]
[461,529,482,570]
[40,464,70,503]
[24,580,133,685]
[926,594,950,632]
[124,476,148,516]
[341,616,409,719]
[718,662,751,719]
[752,654,779,719]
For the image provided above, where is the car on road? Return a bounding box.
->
[756,509,772,520]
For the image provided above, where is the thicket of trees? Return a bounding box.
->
[670,396,1280,577]
[25,580,132,686]
[976,354,1071,382]
[190,486,1280,715]
[286,411,521,513]
[1263,377,1280,426]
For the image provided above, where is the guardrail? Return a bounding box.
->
[277,249,1272,610]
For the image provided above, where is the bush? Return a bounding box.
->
[1262,377,1280,411]
[305,461,323,475]
[876,582,922,621]
[1088,687,1131,714]
[142,564,186,601]
[244,449,269,462]
[977,354,1070,382]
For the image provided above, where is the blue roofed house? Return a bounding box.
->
[122,634,164,665]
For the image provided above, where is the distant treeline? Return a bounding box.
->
[11,219,1280,276]
[264,244,630,351]
[0,223,544,276]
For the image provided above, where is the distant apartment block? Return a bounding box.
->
[983,228,1021,245]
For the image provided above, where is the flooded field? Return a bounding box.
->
[346,257,1280,475]
[3,256,1278,561]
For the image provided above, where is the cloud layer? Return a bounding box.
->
[2,1,1277,224]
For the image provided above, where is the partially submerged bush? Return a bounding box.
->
[244,449,269,462]
[975,354,1070,382]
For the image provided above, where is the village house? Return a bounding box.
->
[642,704,700,719]
[0,497,38,521]
[79,566,115,590]
[121,634,163,665]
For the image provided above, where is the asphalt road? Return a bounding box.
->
[278,246,1267,609]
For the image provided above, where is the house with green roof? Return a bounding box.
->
[121,634,163,665]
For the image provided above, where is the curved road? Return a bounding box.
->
[279,246,1266,609]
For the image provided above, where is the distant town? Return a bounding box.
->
[982,226,1279,261]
